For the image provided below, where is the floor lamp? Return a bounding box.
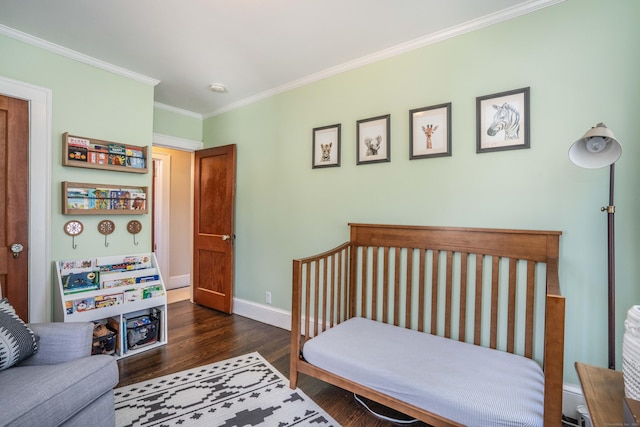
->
[569,123,622,370]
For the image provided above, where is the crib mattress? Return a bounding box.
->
[302,317,544,427]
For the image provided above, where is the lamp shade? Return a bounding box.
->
[569,123,622,169]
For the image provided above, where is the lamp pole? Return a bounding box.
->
[568,122,622,371]
[604,163,616,370]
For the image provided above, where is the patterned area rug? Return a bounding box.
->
[114,352,339,426]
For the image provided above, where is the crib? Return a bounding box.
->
[290,223,565,426]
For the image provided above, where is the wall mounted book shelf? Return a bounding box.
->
[62,132,148,174]
[62,181,147,215]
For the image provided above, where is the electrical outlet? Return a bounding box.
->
[265,291,272,304]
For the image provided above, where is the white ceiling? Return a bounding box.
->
[0,0,561,118]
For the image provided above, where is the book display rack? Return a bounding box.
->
[62,132,148,174]
[54,253,168,358]
[62,181,147,215]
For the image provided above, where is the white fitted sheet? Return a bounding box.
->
[302,317,544,427]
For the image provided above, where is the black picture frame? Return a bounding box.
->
[409,103,452,160]
[312,124,341,168]
[476,87,530,153]
[356,114,390,165]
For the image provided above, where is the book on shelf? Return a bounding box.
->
[88,188,110,210]
[74,297,95,312]
[87,152,108,165]
[127,156,146,169]
[129,191,146,210]
[94,293,124,309]
[110,190,130,210]
[68,136,90,148]
[108,153,126,166]
[98,255,152,272]
[102,277,136,289]
[62,271,100,294]
[60,258,95,271]
[67,188,90,209]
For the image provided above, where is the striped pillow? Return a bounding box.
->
[0,298,38,370]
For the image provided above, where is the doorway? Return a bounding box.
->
[0,76,51,323]
[152,134,202,303]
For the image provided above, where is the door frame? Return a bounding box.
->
[152,152,171,284]
[152,133,203,298]
[0,76,52,323]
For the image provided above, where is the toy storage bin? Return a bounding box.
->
[91,326,117,355]
[125,313,159,350]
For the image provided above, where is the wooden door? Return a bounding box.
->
[193,145,236,314]
[0,95,29,320]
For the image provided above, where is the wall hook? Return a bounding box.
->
[63,220,84,249]
[127,220,142,246]
[98,219,115,248]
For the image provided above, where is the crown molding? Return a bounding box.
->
[204,0,565,118]
[0,24,160,87]
[154,102,202,120]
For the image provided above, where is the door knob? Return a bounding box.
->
[10,243,23,258]
[221,235,231,241]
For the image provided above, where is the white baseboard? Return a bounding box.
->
[563,383,586,421]
[232,297,586,419]
[232,298,292,331]
[166,274,190,290]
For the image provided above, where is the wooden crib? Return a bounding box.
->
[290,223,565,426]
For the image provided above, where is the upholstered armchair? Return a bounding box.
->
[0,302,119,427]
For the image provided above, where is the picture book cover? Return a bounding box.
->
[110,190,131,210]
[129,191,146,210]
[67,146,87,162]
[90,188,111,210]
[73,297,95,312]
[67,188,89,209]
[63,271,100,290]
[108,153,127,166]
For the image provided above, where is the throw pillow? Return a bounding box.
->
[0,298,38,370]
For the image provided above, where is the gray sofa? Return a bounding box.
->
[0,322,119,427]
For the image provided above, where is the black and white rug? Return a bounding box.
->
[114,352,339,426]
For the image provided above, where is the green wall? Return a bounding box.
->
[0,34,155,315]
[203,0,640,384]
[153,106,202,141]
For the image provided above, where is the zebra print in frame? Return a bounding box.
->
[476,87,530,153]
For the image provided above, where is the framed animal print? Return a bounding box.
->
[312,123,341,168]
[477,87,530,153]
[409,102,452,159]
[356,114,390,165]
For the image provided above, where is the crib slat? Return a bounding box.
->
[459,252,468,342]
[305,263,311,338]
[507,258,517,353]
[418,249,426,333]
[474,254,483,346]
[361,247,368,318]
[394,247,401,327]
[314,261,320,336]
[490,256,499,349]
[329,254,335,328]
[445,251,453,338]
[322,257,328,332]
[405,248,413,329]
[525,261,535,358]
[383,247,390,324]
[349,245,357,319]
[431,250,439,335]
[371,247,379,321]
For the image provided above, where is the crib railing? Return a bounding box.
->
[290,224,564,426]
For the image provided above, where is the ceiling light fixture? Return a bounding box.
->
[209,83,227,93]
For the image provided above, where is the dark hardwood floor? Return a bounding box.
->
[117,300,427,426]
